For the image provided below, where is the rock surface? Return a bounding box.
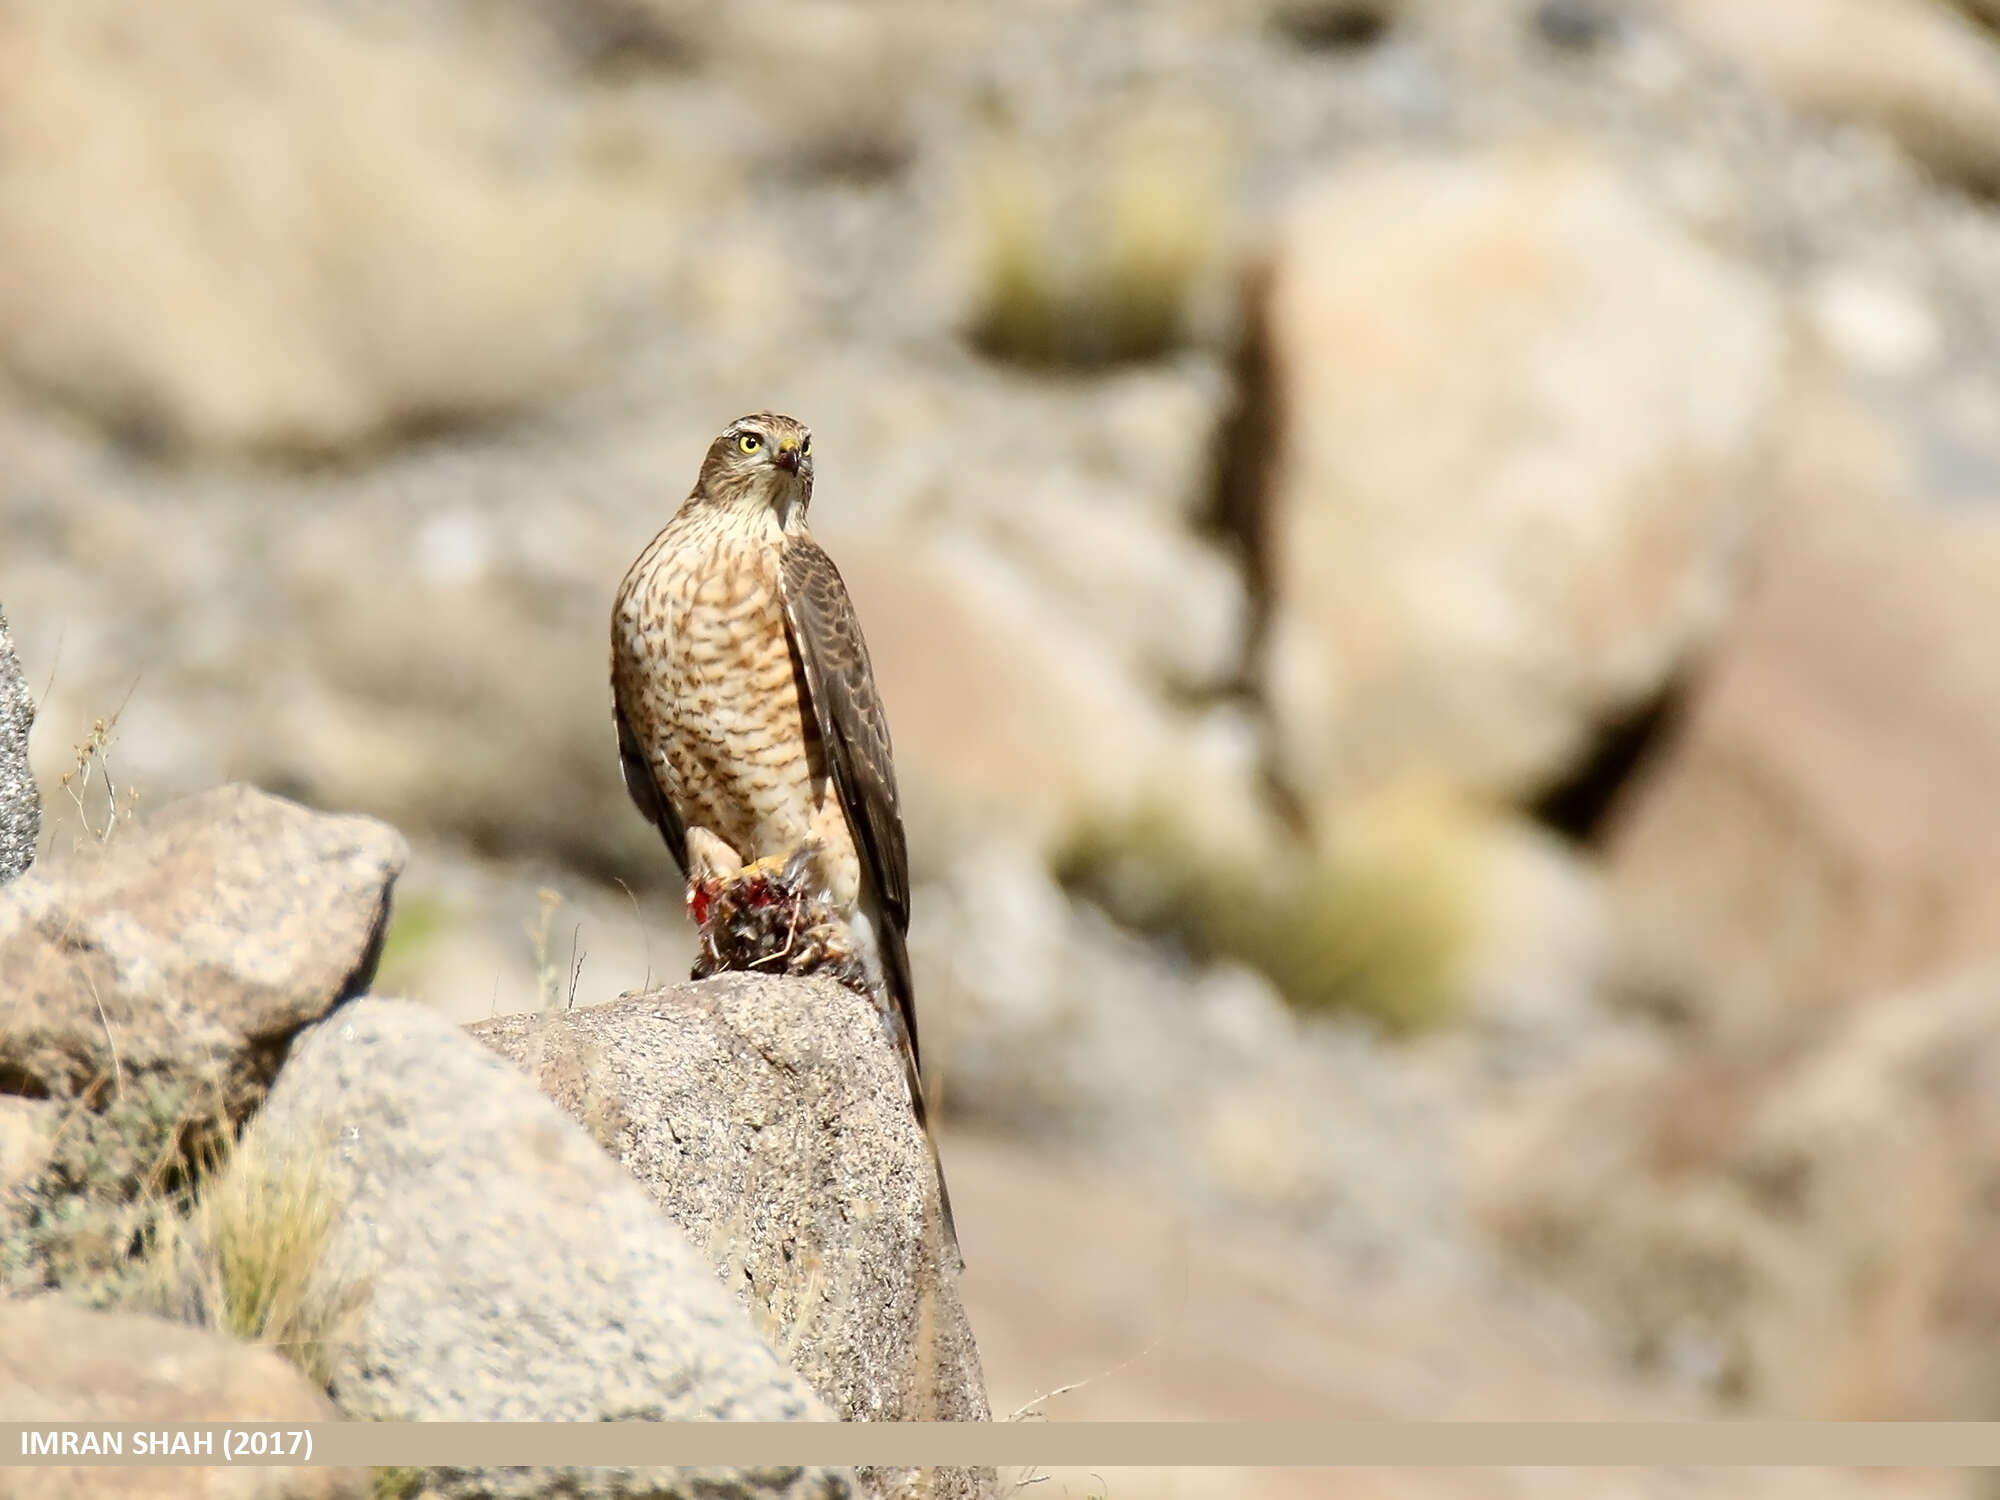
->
[1602,380,2000,1035]
[475,974,994,1500]
[0,601,37,884]
[0,783,405,1104]
[257,996,851,1500]
[1228,141,1786,828]
[1484,963,2000,1418]
[0,1295,362,1500]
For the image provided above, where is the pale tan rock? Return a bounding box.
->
[1602,378,2000,1035]
[475,974,994,1500]
[0,783,405,1103]
[0,1296,362,1500]
[0,0,683,451]
[1232,142,1786,830]
[972,491,1248,701]
[256,996,851,1500]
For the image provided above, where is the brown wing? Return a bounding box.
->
[613,686,689,880]
[777,536,915,1046]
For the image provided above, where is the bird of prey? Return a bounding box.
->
[610,411,958,1262]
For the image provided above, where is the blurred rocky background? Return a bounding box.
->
[7,0,2000,1492]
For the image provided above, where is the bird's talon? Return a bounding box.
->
[738,851,798,883]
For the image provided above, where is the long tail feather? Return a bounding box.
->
[899,1029,962,1268]
[871,900,961,1268]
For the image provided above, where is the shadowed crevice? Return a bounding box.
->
[1527,670,1697,846]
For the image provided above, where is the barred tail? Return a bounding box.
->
[863,897,961,1268]
[898,1017,961,1268]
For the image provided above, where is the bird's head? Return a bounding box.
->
[694,412,814,526]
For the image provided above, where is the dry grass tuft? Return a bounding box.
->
[524,887,587,1015]
[45,695,142,853]
[369,1466,432,1500]
[968,126,1223,369]
[969,158,1068,365]
[145,1119,365,1389]
[1058,783,1481,1035]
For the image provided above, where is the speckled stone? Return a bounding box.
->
[474,972,994,1500]
[0,603,38,886]
[258,996,852,1500]
[0,782,405,1103]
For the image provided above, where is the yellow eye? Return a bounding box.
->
[800,435,811,455]
[737,432,763,455]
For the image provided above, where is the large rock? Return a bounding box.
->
[256,996,850,1500]
[0,0,681,452]
[0,1295,362,1499]
[0,783,405,1104]
[1495,381,2000,1417]
[0,601,37,884]
[1221,142,1786,832]
[474,974,994,1500]
[1602,378,2000,1035]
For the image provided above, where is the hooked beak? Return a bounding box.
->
[775,442,801,474]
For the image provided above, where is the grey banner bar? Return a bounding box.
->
[1,1422,1995,1468]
